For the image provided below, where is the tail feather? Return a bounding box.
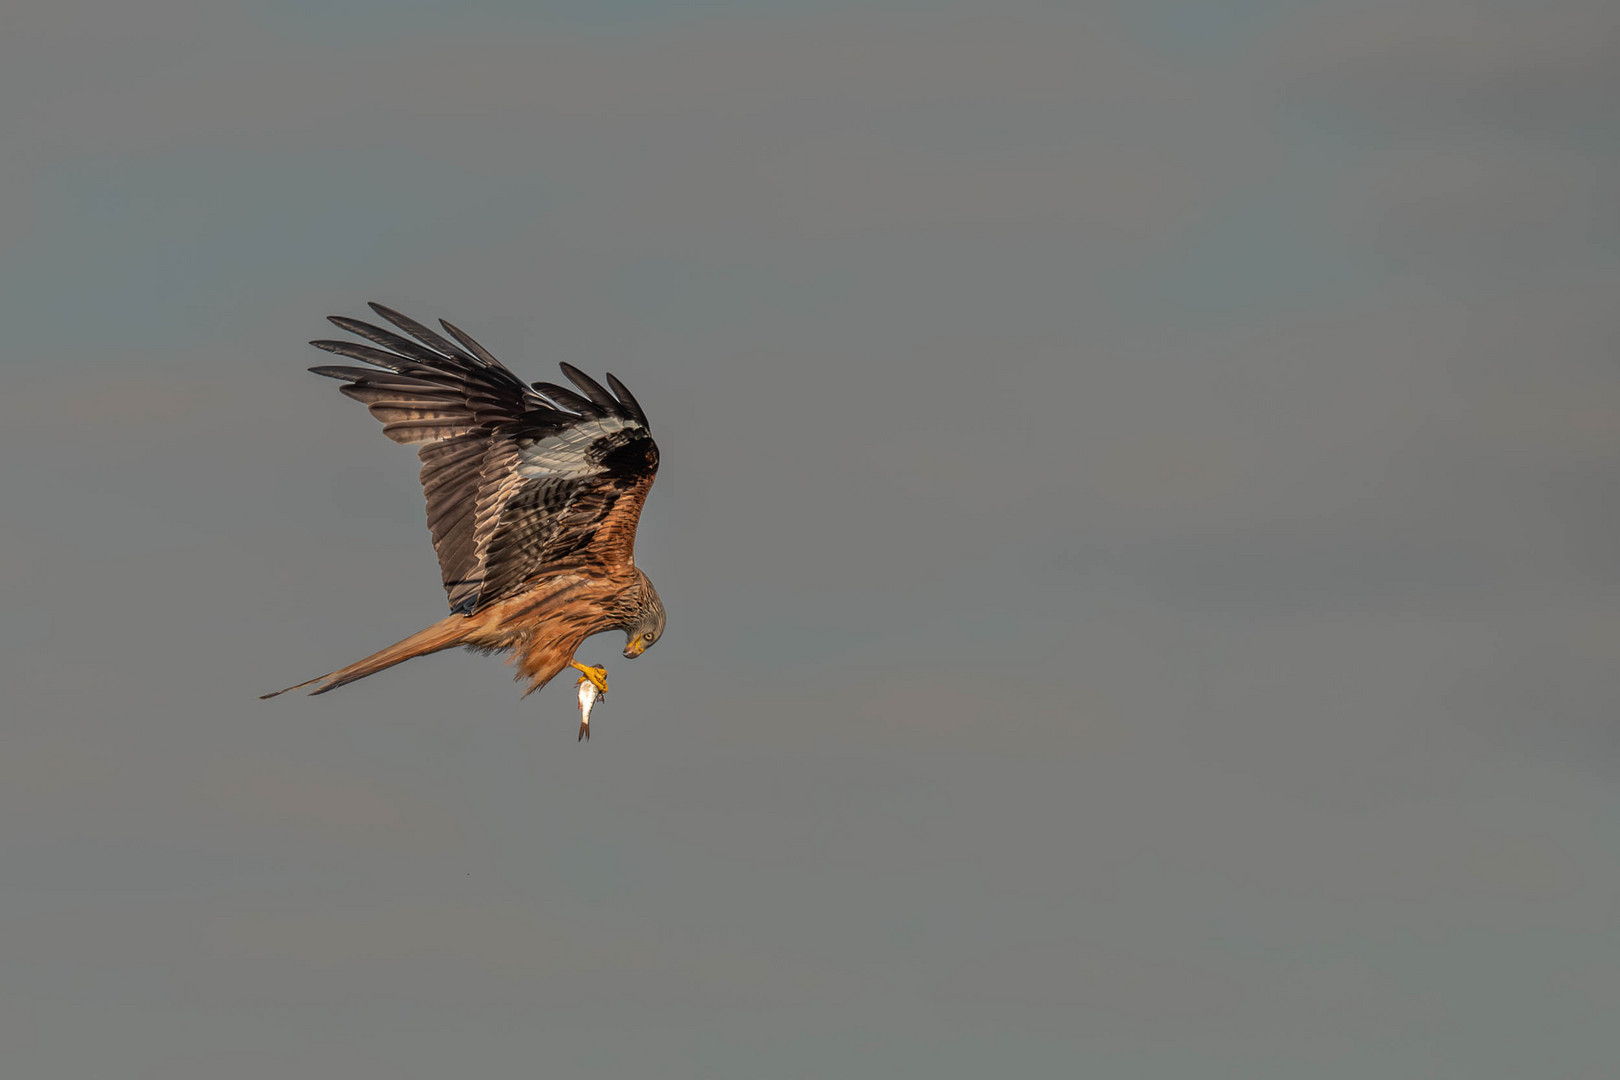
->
[261,615,472,699]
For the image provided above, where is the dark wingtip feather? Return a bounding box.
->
[309,338,420,372]
[530,381,598,416]
[439,319,501,367]
[558,362,621,414]
[325,315,454,368]
[309,364,365,382]
[605,372,649,427]
[367,302,479,365]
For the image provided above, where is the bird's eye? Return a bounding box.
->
[643,632,656,643]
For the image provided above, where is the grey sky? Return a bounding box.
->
[3,1,1618,1076]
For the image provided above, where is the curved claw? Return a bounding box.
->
[569,661,608,695]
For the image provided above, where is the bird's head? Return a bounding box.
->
[623,576,666,659]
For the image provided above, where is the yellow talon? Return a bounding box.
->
[570,661,608,695]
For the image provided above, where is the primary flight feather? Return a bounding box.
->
[263,303,665,738]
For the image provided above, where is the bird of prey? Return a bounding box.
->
[263,303,664,738]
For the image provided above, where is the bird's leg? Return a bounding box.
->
[570,660,608,695]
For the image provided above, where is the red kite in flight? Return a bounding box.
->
[264,304,664,738]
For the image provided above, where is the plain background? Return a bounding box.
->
[3,1,1618,1076]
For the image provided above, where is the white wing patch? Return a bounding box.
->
[514,417,639,480]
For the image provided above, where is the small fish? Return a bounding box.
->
[576,676,603,741]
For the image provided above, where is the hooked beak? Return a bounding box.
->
[624,637,646,659]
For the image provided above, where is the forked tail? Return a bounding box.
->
[260,615,473,699]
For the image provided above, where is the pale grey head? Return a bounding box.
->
[622,569,665,659]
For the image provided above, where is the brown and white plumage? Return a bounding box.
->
[263,303,665,715]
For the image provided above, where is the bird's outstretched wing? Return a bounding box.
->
[309,303,659,615]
